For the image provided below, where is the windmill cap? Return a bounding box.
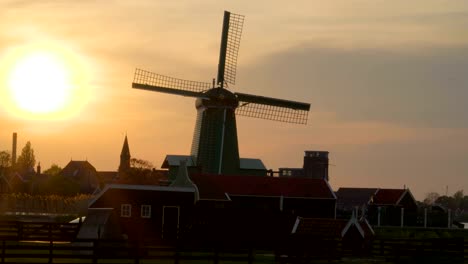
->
[196,88,239,109]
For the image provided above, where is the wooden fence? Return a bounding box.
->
[0,221,466,263]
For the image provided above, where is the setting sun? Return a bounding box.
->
[0,42,89,120]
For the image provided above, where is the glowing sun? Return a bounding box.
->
[1,43,89,119]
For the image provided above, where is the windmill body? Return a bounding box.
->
[132,11,310,176]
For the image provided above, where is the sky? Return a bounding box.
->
[0,0,467,200]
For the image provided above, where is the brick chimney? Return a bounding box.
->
[12,132,17,166]
[303,151,329,181]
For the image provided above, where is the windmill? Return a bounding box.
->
[132,11,310,175]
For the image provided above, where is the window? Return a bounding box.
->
[121,204,131,217]
[141,205,151,218]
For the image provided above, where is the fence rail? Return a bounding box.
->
[0,221,466,263]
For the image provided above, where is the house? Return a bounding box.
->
[61,160,100,194]
[286,212,374,257]
[88,161,337,245]
[89,184,196,242]
[336,187,418,226]
[335,188,379,217]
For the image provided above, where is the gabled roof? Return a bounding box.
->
[239,158,266,170]
[292,212,374,239]
[161,156,266,171]
[190,174,336,201]
[89,183,195,207]
[61,160,96,177]
[373,189,406,205]
[161,155,195,168]
[291,217,348,238]
[335,188,379,210]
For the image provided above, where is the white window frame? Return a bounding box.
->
[121,204,132,217]
[141,205,151,218]
[162,206,180,238]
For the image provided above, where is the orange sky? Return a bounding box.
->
[1,1,468,200]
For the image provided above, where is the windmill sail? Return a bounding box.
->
[131,10,311,176]
[132,68,210,98]
[217,11,245,86]
[235,92,310,124]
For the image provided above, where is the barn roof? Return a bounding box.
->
[239,158,266,170]
[335,187,379,210]
[89,184,195,207]
[292,212,373,239]
[161,155,195,168]
[190,174,336,201]
[373,189,407,205]
[61,160,96,177]
[161,155,266,171]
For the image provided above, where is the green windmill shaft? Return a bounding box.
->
[191,88,241,175]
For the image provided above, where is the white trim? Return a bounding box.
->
[162,206,180,239]
[141,204,151,218]
[120,204,131,217]
[89,184,195,207]
[291,217,301,234]
[361,218,375,235]
[325,180,337,200]
[224,193,232,201]
[396,189,416,206]
[218,108,227,174]
[280,195,284,211]
[341,212,364,238]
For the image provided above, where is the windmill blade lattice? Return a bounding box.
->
[235,92,310,124]
[217,12,245,86]
[236,103,309,124]
[133,68,212,93]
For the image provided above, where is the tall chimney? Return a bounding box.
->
[303,150,329,181]
[12,132,17,166]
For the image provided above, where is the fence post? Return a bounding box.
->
[174,244,179,264]
[248,247,253,264]
[424,208,427,228]
[214,247,219,264]
[400,208,404,227]
[48,224,53,264]
[447,209,451,228]
[93,240,98,264]
[377,207,381,227]
[2,240,5,264]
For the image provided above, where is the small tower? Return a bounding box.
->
[119,135,131,173]
[303,151,329,181]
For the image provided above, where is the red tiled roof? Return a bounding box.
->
[190,174,335,200]
[373,189,406,205]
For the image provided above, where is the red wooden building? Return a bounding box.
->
[88,162,336,244]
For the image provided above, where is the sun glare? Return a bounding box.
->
[0,42,89,120]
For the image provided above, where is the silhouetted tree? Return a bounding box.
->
[423,192,440,205]
[43,164,62,176]
[16,141,36,173]
[0,151,11,168]
[130,158,154,170]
